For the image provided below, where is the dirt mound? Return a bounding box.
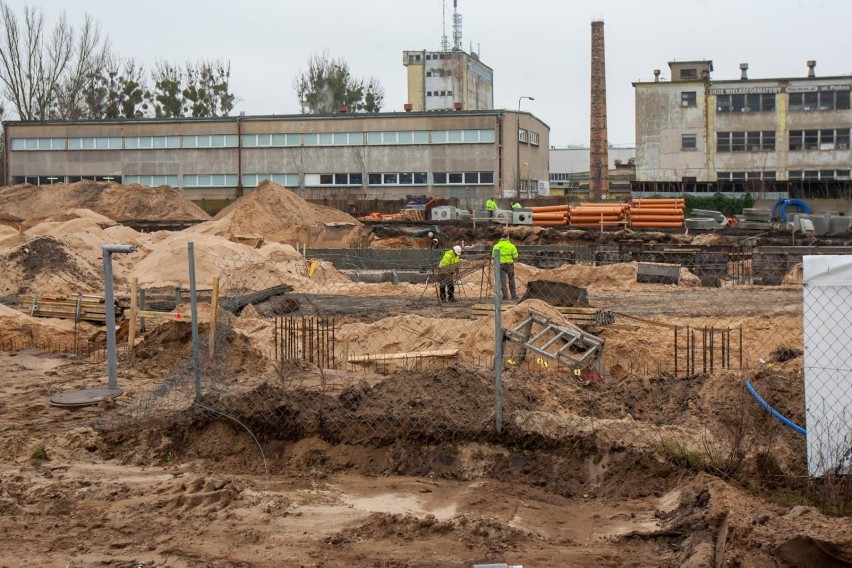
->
[0,181,209,221]
[0,236,102,295]
[189,180,361,247]
[0,302,94,349]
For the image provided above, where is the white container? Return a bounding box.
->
[431,206,458,221]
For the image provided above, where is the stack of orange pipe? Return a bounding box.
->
[629,198,685,228]
[569,203,629,228]
[530,204,569,226]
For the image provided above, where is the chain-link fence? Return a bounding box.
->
[98,237,851,512]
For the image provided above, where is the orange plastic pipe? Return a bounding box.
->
[530,205,570,212]
[633,199,684,204]
[532,213,567,220]
[533,220,568,226]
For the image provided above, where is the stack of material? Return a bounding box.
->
[530,205,569,226]
[30,293,117,323]
[569,203,629,228]
[629,198,685,228]
[735,207,774,230]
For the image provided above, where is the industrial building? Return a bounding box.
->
[549,146,636,200]
[3,109,549,209]
[633,60,852,198]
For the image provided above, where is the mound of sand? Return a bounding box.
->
[0,181,209,221]
[189,181,361,248]
[130,233,350,292]
[0,302,96,349]
[0,236,104,295]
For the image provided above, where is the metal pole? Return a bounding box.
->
[187,241,202,402]
[516,96,534,200]
[103,244,136,389]
[494,249,503,434]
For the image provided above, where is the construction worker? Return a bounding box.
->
[492,233,519,300]
[485,196,497,218]
[438,245,462,302]
[511,201,523,210]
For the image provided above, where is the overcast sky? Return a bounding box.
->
[6,0,852,146]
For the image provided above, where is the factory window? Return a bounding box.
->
[182,174,238,187]
[124,136,180,149]
[433,171,494,185]
[717,131,774,152]
[123,175,179,187]
[716,93,775,112]
[10,137,65,151]
[367,130,428,144]
[790,90,851,111]
[241,174,299,187]
[68,137,122,150]
[307,173,362,186]
[183,135,238,148]
[681,134,697,150]
[681,91,697,107]
[430,129,492,144]
[303,132,361,146]
[518,129,528,143]
[366,172,428,186]
[717,171,774,181]
[241,134,299,147]
[679,68,698,80]
[529,132,540,146]
[789,129,849,151]
[790,170,851,180]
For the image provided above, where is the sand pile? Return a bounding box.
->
[189,181,362,248]
[0,181,209,221]
[130,232,349,293]
[0,303,95,348]
[0,236,105,295]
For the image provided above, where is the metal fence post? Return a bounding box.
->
[187,241,202,402]
[494,248,503,434]
[102,244,136,389]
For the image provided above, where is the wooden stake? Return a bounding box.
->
[128,278,138,351]
[209,277,219,358]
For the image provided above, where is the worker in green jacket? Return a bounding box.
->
[438,245,462,302]
[511,202,522,210]
[485,197,497,218]
[492,233,519,300]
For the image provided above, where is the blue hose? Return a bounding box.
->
[744,380,806,436]
[772,198,811,222]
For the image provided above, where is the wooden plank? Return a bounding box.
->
[348,348,459,363]
[134,309,194,321]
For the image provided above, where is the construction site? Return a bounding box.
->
[0,177,849,568]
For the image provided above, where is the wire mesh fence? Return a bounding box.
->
[88,236,852,512]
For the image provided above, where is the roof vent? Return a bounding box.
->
[404,103,413,112]
[739,63,748,80]
[653,69,660,82]
[807,60,816,78]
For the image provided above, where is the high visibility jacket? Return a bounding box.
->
[492,239,518,264]
[439,249,460,268]
[485,198,497,211]
[511,202,522,209]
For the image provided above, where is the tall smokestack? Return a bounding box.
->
[589,20,609,201]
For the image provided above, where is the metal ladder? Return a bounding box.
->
[503,311,604,370]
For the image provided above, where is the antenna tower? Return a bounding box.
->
[452,0,463,51]
[441,0,449,52]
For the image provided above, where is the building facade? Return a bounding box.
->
[403,50,493,112]
[633,60,852,198]
[3,110,548,208]
[549,146,636,200]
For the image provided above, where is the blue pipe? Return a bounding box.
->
[772,198,811,222]
[744,380,806,436]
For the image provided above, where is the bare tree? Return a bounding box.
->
[82,55,148,119]
[149,60,183,117]
[182,59,237,117]
[51,13,109,119]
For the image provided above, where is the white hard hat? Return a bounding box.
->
[428,231,434,238]
[453,245,462,255]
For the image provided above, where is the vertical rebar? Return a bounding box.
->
[674,325,678,377]
[494,249,503,435]
[188,241,202,403]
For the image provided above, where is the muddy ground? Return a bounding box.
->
[0,337,850,567]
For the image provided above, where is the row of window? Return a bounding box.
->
[426,69,451,77]
[681,90,851,112]
[789,170,851,180]
[518,129,541,147]
[716,131,776,152]
[426,90,454,97]
[11,129,499,151]
[716,171,777,181]
[681,128,851,151]
[789,129,851,151]
[14,171,498,188]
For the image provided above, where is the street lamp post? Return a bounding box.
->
[516,96,534,200]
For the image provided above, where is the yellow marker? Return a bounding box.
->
[573,368,581,376]
[308,259,318,278]
[507,358,516,366]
